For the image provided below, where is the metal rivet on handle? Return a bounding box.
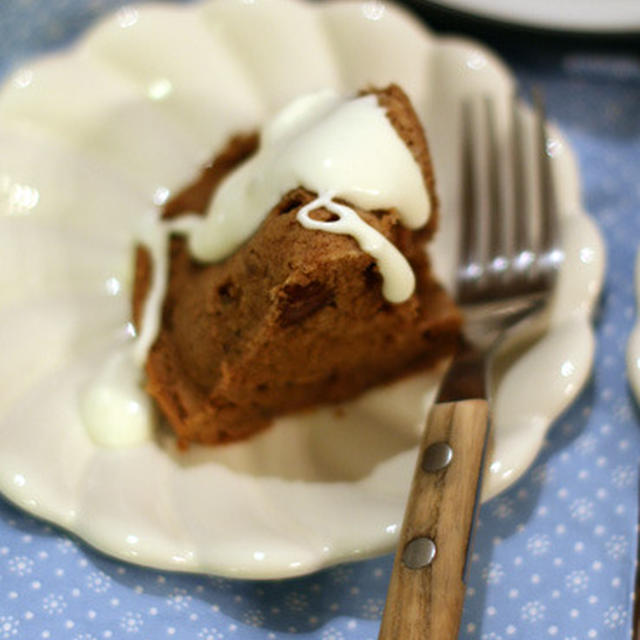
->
[422,442,453,473]
[402,537,436,569]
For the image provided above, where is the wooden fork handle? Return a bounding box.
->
[379,399,490,640]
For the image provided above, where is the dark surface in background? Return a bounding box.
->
[404,1,640,50]
[401,0,640,102]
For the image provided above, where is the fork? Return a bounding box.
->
[378,93,562,640]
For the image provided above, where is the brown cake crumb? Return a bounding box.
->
[132,85,461,445]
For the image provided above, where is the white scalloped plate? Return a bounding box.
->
[627,251,640,402]
[0,0,604,578]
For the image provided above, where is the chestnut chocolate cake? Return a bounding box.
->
[133,85,461,445]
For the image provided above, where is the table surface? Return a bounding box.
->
[1,2,639,639]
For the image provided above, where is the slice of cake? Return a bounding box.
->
[133,85,461,445]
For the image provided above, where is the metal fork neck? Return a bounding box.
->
[436,339,490,403]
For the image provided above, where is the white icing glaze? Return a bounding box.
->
[132,212,201,366]
[80,214,199,447]
[83,89,432,446]
[297,192,415,303]
[187,90,430,262]
[80,345,154,448]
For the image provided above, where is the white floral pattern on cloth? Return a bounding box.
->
[0,1,639,639]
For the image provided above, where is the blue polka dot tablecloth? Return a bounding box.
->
[1,2,639,639]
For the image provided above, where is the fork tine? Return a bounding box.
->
[483,96,506,272]
[511,95,532,266]
[534,90,560,263]
[455,90,562,311]
[460,99,480,276]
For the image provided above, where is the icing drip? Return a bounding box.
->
[297,192,415,303]
[186,91,430,263]
[132,213,200,366]
[81,345,153,447]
